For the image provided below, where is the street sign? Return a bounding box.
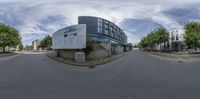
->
[52,24,86,49]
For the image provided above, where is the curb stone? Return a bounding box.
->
[46,52,129,67]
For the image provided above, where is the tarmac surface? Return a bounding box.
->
[0,50,200,99]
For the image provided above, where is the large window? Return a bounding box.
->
[97,18,103,33]
[104,24,109,29]
[97,27,102,33]
[98,18,103,23]
[104,29,109,35]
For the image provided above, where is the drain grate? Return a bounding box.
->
[178,60,183,63]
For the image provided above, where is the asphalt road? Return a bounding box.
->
[0,50,200,99]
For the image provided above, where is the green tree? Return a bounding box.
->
[184,21,200,51]
[139,27,169,51]
[0,23,21,53]
[39,35,52,50]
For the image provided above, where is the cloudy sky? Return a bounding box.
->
[0,0,200,45]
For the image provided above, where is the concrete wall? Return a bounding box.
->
[86,49,109,59]
[56,44,125,60]
[57,49,109,60]
[115,46,124,54]
[58,50,76,59]
[47,50,58,57]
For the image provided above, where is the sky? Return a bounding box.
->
[0,0,200,45]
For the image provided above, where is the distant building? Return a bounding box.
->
[32,39,40,51]
[169,29,186,51]
[158,29,186,51]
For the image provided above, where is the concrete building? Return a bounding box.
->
[158,29,186,51]
[32,39,40,51]
[169,29,186,51]
[52,16,132,60]
[78,16,130,54]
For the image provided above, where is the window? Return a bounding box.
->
[98,22,102,27]
[98,18,103,23]
[176,34,179,40]
[105,20,109,24]
[97,27,102,33]
[110,26,113,31]
[104,24,109,29]
[104,29,109,35]
[111,32,114,37]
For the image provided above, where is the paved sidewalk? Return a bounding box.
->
[143,51,200,62]
[0,52,18,58]
[0,53,20,61]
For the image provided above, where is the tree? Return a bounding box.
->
[19,38,24,50]
[139,27,169,51]
[0,23,21,53]
[184,21,200,51]
[39,35,52,50]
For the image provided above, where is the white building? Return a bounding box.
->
[169,29,186,51]
[32,39,40,51]
[157,29,186,51]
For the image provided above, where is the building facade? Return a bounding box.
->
[169,29,186,51]
[78,16,129,54]
[53,16,131,60]
[32,39,40,51]
[158,29,186,51]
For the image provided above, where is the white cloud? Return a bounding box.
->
[0,0,200,45]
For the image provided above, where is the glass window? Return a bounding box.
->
[104,29,109,35]
[97,27,102,33]
[98,18,103,23]
[111,32,114,37]
[110,26,113,31]
[98,22,102,27]
[104,24,109,29]
[105,20,109,24]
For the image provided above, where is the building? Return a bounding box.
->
[169,29,186,51]
[158,29,186,51]
[78,16,129,54]
[52,16,131,60]
[32,39,40,51]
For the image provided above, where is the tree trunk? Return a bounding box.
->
[195,38,198,52]
[2,45,5,53]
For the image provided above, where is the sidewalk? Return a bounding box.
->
[143,51,200,62]
[46,52,129,67]
[0,52,18,58]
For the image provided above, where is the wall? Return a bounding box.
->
[115,46,124,54]
[56,43,125,60]
[86,49,109,59]
[58,50,76,59]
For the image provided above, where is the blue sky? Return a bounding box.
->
[0,0,200,45]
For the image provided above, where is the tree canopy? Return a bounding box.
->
[39,35,52,50]
[139,27,169,50]
[0,23,21,52]
[184,21,200,50]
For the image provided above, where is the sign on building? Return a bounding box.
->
[52,24,86,49]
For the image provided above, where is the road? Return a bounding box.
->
[0,50,200,99]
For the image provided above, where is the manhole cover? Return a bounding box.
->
[178,60,183,63]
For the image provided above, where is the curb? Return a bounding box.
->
[143,51,200,59]
[45,52,129,67]
[0,53,18,58]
